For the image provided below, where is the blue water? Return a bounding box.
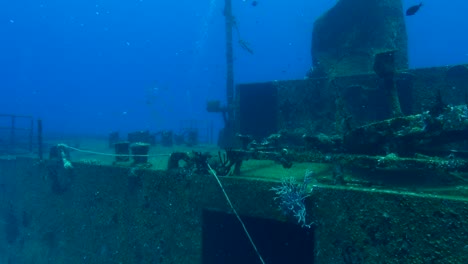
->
[1,0,467,135]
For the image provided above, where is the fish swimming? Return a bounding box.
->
[406,3,423,16]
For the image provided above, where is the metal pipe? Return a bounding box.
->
[224,0,234,121]
[29,118,34,152]
[37,119,43,160]
[10,116,16,153]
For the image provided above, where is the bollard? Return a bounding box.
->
[130,143,150,165]
[108,132,120,148]
[161,131,173,147]
[186,130,198,147]
[114,141,130,162]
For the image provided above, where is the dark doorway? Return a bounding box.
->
[238,83,278,140]
[202,210,315,264]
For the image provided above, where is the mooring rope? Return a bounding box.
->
[207,163,266,264]
[58,144,171,158]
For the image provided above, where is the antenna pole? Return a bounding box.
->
[224,0,234,122]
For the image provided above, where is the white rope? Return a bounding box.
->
[207,163,266,264]
[58,144,171,158]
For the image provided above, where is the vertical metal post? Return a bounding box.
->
[10,115,16,153]
[220,0,236,147]
[37,119,43,160]
[210,120,214,145]
[224,0,234,121]
[29,118,34,152]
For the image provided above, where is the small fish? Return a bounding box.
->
[251,1,258,7]
[406,3,423,16]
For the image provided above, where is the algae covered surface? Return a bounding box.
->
[0,131,467,264]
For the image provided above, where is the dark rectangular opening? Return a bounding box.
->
[202,210,315,264]
[238,83,278,140]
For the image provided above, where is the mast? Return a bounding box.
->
[224,0,234,123]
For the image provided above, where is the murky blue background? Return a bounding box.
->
[1,0,466,135]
